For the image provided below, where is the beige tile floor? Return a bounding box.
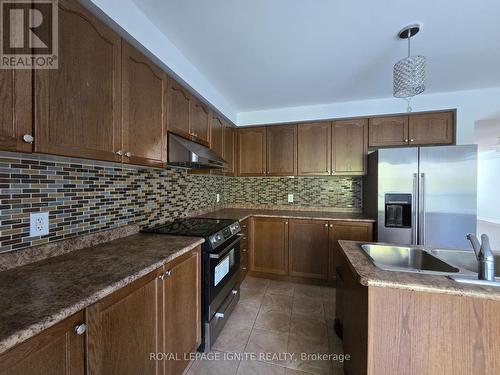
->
[185,277,344,375]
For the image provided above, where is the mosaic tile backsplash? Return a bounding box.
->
[223,176,362,209]
[0,154,362,253]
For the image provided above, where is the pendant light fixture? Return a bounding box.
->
[393,24,426,111]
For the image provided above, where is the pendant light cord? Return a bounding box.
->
[407,29,411,57]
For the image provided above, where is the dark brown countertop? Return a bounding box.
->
[339,240,500,301]
[197,208,376,223]
[0,233,204,354]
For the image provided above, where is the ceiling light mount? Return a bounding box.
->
[398,24,421,39]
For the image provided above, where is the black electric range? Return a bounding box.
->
[142,218,242,351]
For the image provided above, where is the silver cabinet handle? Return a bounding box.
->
[115,150,124,156]
[241,225,247,228]
[242,267,247,270]
[329,224,333,228]
[23,134,34,144]
[285,221,288,225]
[215,312,224,319]
[232,289,238,295]
[410,139,415,142]
[159,270,171,280]
[405,138,409,143]
[74,323,87,336]
[125,151,132,157]
[324,223,328,227]
[242,248,247,252]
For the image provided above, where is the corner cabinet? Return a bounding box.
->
[87,248,201,375]
[34,0,122,162]
[0,69,32,153]
[122,41,167,167]
[0,312,85,375]
[237,127,267,176]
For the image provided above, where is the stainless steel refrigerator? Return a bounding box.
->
[364,145,477,249]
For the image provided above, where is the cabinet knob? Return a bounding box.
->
[23,134,34,144]
[115,150,124,156]
[324,223,328,227]
[404,139,409,143]
[232,289,238,295]
[215,312,225,319]
[74,323,87,336]
[125,151,132,158]
[242,267,247,270]
[242,249,247,252]
[330,224,333,228]
[285,221,288,225]
[410,139,414,142]
[332,170,335,174]
[159,270,171,280]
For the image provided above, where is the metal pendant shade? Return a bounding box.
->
[393,25,426,99]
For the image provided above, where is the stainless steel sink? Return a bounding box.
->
[431,248,500,276]
[361,244,460,274]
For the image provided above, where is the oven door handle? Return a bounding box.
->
[209,237,241,259]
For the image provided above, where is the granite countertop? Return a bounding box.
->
[339,240,500,301]
[0,233,204,354]
[197,208,376,223]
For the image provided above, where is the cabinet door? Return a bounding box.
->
[240,219,250,282]
[328,221,373,281]
[332,119,368,175]
[237,127,267,176]
[167,79,191,138]
[87,269,162,375]
[163,248,201,375]
[408,111,454,145]
[250,217,289,275]
[122,41,166,167]
[0,70,32,153]
[289,219,329,280]
[224,123,236,175]
[297,122,331,175]
[211,114,224,158]
[267,124,297,176]
[368,116,409,147]
[0,312,85,375]
[190,98,210,145]
[34,0,121,162]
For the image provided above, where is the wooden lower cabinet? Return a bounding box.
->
[250,217,289,275]
[163,249,201,375]
[0,312,85,375]
[328,221,373,281]
[87,268,163,375]
[289,219,329,280]
[87,248,201,375]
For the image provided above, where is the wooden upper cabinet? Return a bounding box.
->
[0,312,85,375]
[267,125,297,176]
[297,122,331,175]
[289,219,329,280]
[250,217,289,275]
[224,122,236,175]
[167,79,191,138]
[87,268,162,375]
[211,114,224,158]
[163,249,201,375]
[237,127,267,176]
[409,111,454,145]
[332,119,368,175]
[368,116,409,147]
[190,99,210,145]
[121,41,166,167]
[0,70,32,153]
[34,0,122,162]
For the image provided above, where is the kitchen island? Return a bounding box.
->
[337,240,500,375]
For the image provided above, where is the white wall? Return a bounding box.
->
[86,0,237,123]
[238,87,500,145]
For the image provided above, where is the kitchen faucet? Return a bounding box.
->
[466,234,495,281]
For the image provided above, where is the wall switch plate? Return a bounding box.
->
[30,212,49,237]
[216,193,220,203]
[288,194,294,203]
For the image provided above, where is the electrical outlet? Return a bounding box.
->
[30,212,49,237]
[288,194,294,203]
[216,193,220,203]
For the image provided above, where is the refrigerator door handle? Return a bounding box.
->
[419,173,426,245]
[412,173,418,245]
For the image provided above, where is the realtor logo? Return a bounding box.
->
[1,0,58,69]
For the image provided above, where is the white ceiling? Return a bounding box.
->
[133,0,500,113]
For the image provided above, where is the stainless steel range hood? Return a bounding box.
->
[168,133,227,169]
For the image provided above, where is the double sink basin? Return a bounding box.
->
[360,244,500,287]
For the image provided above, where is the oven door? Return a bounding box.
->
[208,236,241,306]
